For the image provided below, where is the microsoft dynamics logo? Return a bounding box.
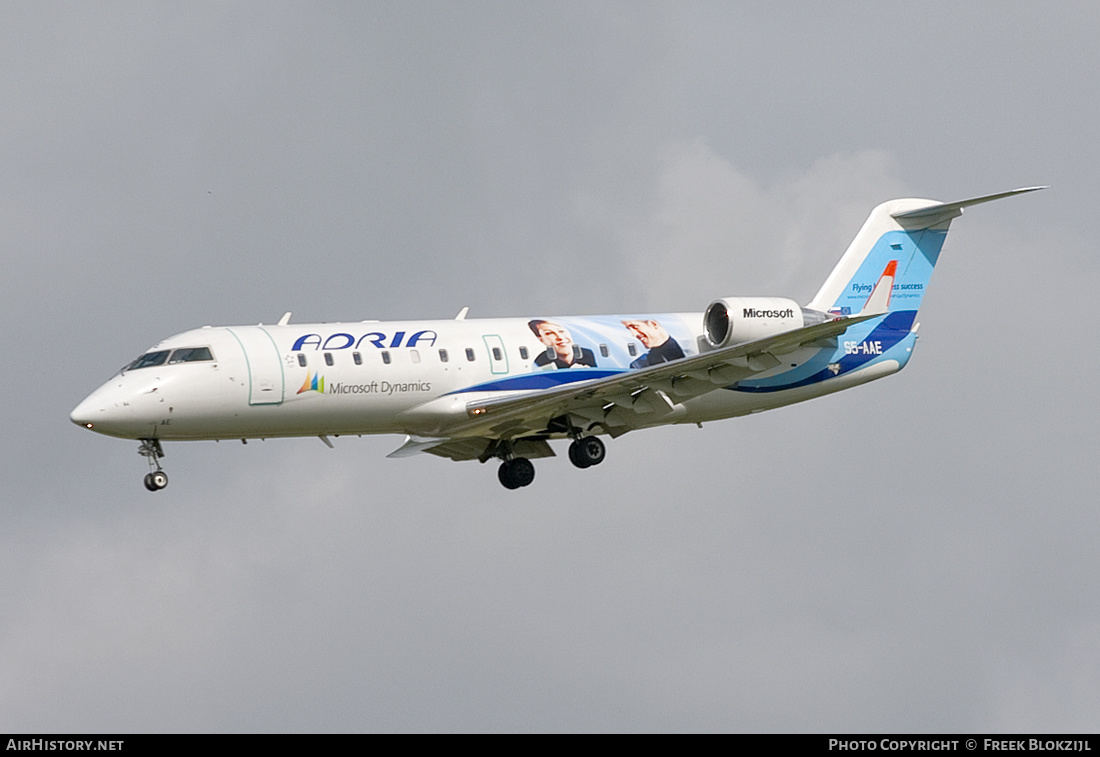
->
[297,372,325,394]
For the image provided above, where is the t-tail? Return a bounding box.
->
[808,187,1047,327]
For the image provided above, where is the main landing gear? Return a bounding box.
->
[567,436,605,469]
[139,438,168,492]
[498,457,535,490]
[495,435,607,490]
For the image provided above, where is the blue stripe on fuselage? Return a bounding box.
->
[446,368,626,395]
[733,311,917,393]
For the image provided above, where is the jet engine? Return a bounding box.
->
[703,297,826,349]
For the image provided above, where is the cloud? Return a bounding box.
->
[575,141,907,311]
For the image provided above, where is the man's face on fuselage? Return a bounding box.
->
[622,319,667,349]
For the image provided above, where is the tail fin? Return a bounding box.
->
[808,187,1045,321]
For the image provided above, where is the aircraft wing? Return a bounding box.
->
[393,313,880,455]
[386,434,556,462]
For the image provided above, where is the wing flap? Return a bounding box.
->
[387,434,556,461]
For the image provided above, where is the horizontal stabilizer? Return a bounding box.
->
[892,186,1047,221]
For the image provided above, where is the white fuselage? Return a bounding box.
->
[70,312,906,445]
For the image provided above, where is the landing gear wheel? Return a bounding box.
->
[144,470,168,491]
[498,457,535,489]
[138,439,168,492]
[568,436,606,469]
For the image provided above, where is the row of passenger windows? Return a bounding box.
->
[128,342,638,372]
[299,346,517,368]
[297,342,637,368]
[126,347,215,371]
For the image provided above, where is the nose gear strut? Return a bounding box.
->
[138,438,168,491]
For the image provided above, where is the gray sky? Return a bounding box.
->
[3,1,1097,732]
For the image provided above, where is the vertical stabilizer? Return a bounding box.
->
[808,187,1045,323]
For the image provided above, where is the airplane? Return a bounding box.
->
[71,187,1044,491]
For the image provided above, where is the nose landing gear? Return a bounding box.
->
[138,439,168,491]
[143,470,169,491]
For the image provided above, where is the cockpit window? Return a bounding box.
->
[168,347,215,364]
[126,350,170,371]
[126,347,214,371]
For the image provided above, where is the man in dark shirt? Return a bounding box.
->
[622,318,684,369]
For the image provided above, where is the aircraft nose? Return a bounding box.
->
[70,399,92,428]
[71,393,107,431]
[70,383,134,436]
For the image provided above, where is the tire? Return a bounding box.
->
[568,440,591,469]
[498,458,535,489]
[511,457,535,487]
[572,436,606,468]
[498,460,521,489]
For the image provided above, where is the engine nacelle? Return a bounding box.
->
[703,297,817,348]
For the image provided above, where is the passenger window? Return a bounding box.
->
[627,343,637,357]
[297,354,307,367]
[410,349,421,364]
[382,351,391,365]
[599,344,609,358]
[353,352,362,365]
[519,346,528,360]
[492,347,502,361]
[465,348,475,362]
[439,349,449,363]
[324,352,334,367]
